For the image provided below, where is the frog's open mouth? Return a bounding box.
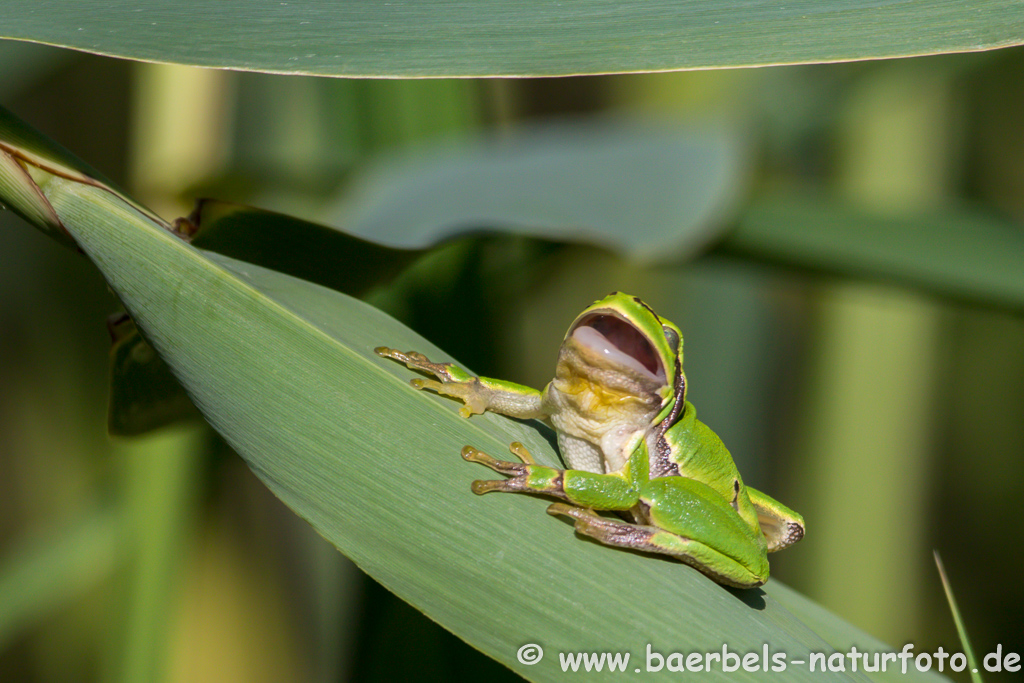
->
[570,313,665,383]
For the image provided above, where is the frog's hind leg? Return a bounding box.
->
[548,483,769,589]
[745,486,805,552]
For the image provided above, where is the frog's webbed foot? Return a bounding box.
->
[462,443,561,496]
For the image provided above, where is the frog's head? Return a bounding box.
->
[560,292,686,421]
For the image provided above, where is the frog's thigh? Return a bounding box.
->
[639,477,769,588]
[549,499,766,589]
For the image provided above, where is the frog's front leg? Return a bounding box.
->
[550,476,770,589]
[462,443,640,510]
[375,347,546,419]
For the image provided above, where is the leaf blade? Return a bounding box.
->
[0,103,949,681]
[2,1,1022,77]
[33,174,946,681]
[722,193,1024,311]
[326,119,748,262]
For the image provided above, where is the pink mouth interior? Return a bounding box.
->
[571,314,664,382]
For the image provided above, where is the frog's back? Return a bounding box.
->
[658,403,760,525]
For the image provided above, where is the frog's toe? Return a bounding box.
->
[469,473,538,495]
[508,442,537,465]
[546,502,597,520]
[412,377,454,392]
[461,445,489,463]
[377,347,423,367]
[461,446,528,475]
[471,478,511,494]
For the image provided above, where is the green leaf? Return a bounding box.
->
[188,200,422,296]
[722,192,1024,311]
[12,182,941,683]
[319,126,1024,313]
[0,103,166,248]
[933,552,983,683]
[0,145,65,245]
[2,1,1022,77]
[1,105,949,681]
[326,119,748,262]
[111,202,423,435]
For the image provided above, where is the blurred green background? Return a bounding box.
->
[1,37,1023,682]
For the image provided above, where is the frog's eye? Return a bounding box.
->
[571,313,665,382]
[662,326,680,355]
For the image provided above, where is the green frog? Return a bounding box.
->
[376,292,803,588]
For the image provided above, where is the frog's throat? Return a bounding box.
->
[553,374,654,415]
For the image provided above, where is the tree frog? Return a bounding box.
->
[376,292,804,588]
